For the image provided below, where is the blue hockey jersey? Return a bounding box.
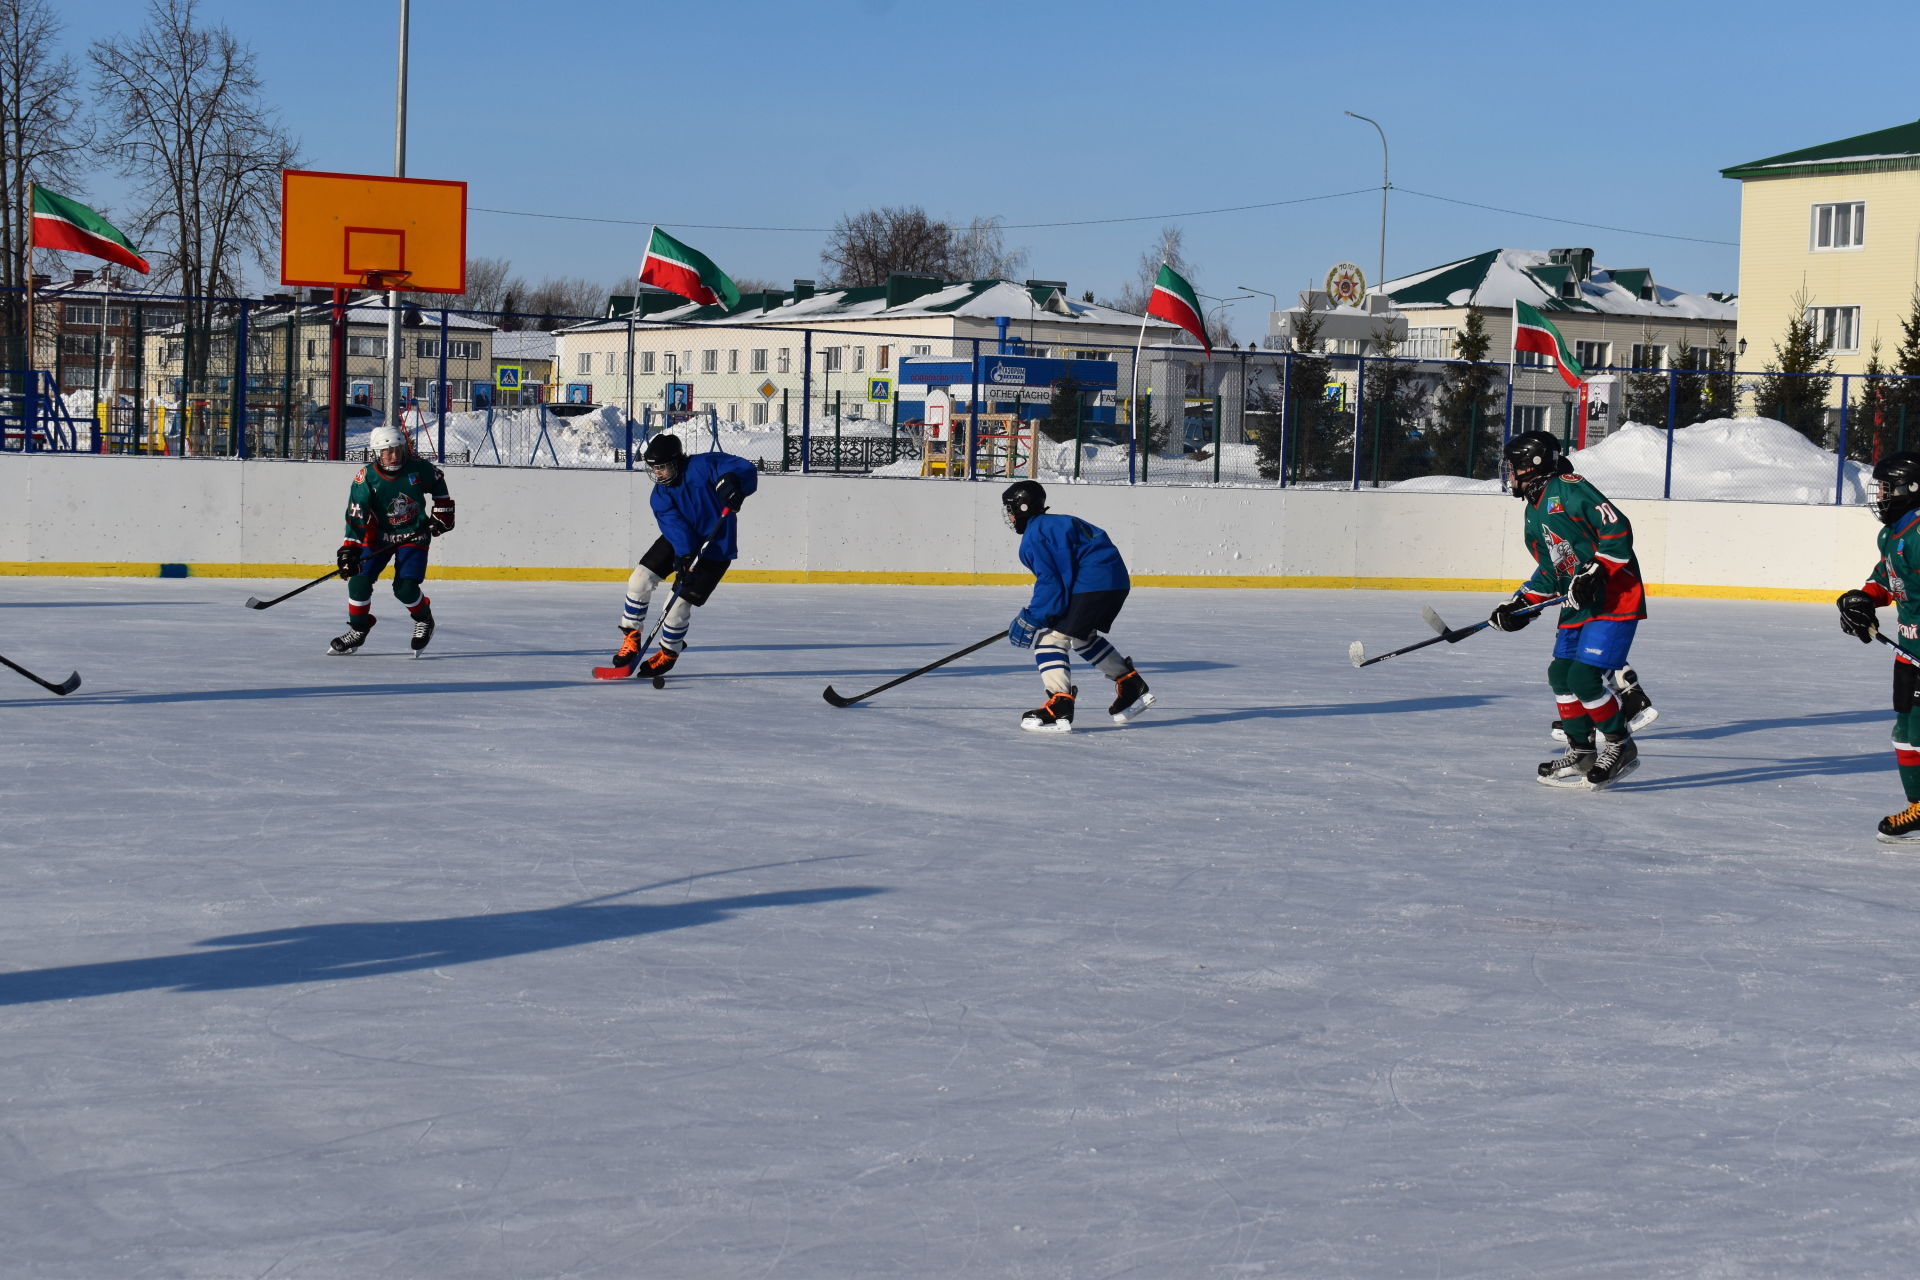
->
[650,450,759,561]
[1017,512,1130,626]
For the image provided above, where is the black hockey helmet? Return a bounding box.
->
[1001,480,1047,533]
[1870,452,1920,525]
[642,432,685,485]
[1503,430,1570,500]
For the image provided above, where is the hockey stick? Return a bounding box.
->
[244,567,346,610]
[1349,595,1567,669]
[823,631,1011,707]
[593,504,734,685]
[1872,628,1920,663]
[0,650,81,696]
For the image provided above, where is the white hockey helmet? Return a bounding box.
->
[368,424,406,466]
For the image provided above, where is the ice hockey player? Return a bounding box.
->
[605,432,757,681]
[1486,430,1647,788]
[331,424,453,656]
[1836,451,1920,843]
[1001,480,1153,733]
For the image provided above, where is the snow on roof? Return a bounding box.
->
[1721,119,1920,178]
[1378,249,1734,321]
[559,279,1174,335]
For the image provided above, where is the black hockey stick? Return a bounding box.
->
[244,567,345,610]
[0,650,81,696]
[1349,595,1566,669]
[1872,629,1920,663]
[823,631,1010,707]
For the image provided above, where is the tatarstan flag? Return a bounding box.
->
[30,187,149,274]
[1146,262,1210,356]
[1514,300,1583,389]
[639,226,740,309]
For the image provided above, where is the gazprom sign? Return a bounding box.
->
[897,354,1119,391]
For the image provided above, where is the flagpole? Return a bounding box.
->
[1128,262,1158,487]
[23,183,37,436]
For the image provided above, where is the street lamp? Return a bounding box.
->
[1236,285,1278,349]
[1197,292,1254,347]
[1344,110,1389,289]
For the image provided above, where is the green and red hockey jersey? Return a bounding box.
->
[1855,507,1920,662]
[1516,472,1647,628]
[343,457,449,547]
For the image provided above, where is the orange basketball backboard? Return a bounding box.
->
[281,169,466,294]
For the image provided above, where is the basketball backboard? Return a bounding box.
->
[280,169,466,294]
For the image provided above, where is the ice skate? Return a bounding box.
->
[1020,687,1076,734]
[1583,733,1640,789]
[1876,801,1920,845]
[328,615,375,655]
[1614,669,1658,733]
[409,607,435,654]
[609,626,643,671]
[639,648,678,686]
[1108,667,1154,723]
[1536,744,1597,788]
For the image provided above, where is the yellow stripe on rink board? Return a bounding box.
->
[0,561,1842,602]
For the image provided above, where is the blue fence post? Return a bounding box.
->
[1664,366,1678,435]
[1351,355,1366,490]
[624,412,633,471]
[1836,374,1851,506]
[801,330,812,475]
[969,337,982,481]
[1278,351,1291,488]
[234,302,250,459]
[437,307,449,461]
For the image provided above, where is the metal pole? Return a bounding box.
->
[1344,110,1389,286]
[384,0,410,432]
[436,305,448,460]
[234,302,249,458]
[1836,374,1851,506]
[800,331,812,474]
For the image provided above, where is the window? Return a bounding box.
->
[908,344,933,356]
[604,351,616,374]
[728,403,739,422]
[448,340,481,361]
[348,335,387,357]
[577,352,593,375]
[752,400,768,425]
[1515,349,1550,369]
[726,349,739,374]
[1630,344,1665,370]
[1401,327,1456,360]
[164,340,184,364]
[854,346,865,372]
[640,351,656,374]
[777,348,791,373]
[307,339,317,360]
[820,347,842,372]
[1574,341,1611,370]
[701,349,718,374]
[1807,305,1861,353]
[877,345,891,370]
[750,348,768,373]
[1812,201,1865,250]
[65,304,103,326]
[62,334,105,356]
[1513,405,1550,432]
[415,339,439,359]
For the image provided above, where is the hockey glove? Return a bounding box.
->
[673,554,698,578]
[1568,561,1606,611]
[336,542,363,577]
[1008,612,1041,649]
[1837,589,1880,643]
[428,495,456,535]
[1487,594,1535,632]
[713,474,745,510]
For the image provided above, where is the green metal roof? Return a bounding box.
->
[1383,249,1500,307]
[1721,120,1920,179]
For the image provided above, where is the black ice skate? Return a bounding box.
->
[1108,666,1155,723]
[409,607,435,654]
[1536,744,1597,789]
[1876,800,1920,845]
[1584,733,1640,789]
[609,626,643,670]
[1020,687,1076,734]
[639,648,678,688]
[328,614,376,655]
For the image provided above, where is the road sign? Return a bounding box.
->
[280,169,467,294]
[496,365,522,389]
[758,379,778,399]
[867,377,892,402]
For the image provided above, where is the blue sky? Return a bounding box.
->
[54,0,1920,342]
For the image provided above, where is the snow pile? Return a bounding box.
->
[1391,418,1870,506]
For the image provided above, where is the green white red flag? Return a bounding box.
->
[639,226,740,309]
[30,186,149,274]
[1145,263,1211,356]
[1513,300,1583,389]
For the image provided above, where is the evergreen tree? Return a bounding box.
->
[1429,307,1504,478]
[1886,287,1920,451]
[1669,340,1707,427]
[1283,301,1349,482]
[1854,340,1892,462]
[1041,373,1081,444]
[1354,325,1429,485]
[1623,328,1670,426]
[1702,327,1737,421]
[1753,294,1834,444]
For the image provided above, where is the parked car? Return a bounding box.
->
[304,403,385,431]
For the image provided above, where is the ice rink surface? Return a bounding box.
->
[4,577,1919,1279]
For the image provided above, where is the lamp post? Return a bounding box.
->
[1344,110,1389,288]
[1197,292,1254,347]
[384,0,411,433]
[1236,285,1278,349]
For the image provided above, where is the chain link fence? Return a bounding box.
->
[2,285,1909,507]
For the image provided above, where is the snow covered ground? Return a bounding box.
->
[5,578,1919,1278]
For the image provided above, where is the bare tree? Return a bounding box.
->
[90,0,298,377]
[949,216,1028,282]
[1107,225,1196,316]
[455,255,520,314]
[519,276,609,330]
[820,206,953,288]
[0,0,90,358]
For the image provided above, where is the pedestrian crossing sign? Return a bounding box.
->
[867,377,892,402]
[496,365,522,389]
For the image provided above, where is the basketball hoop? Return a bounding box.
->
[360,269,414,293]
